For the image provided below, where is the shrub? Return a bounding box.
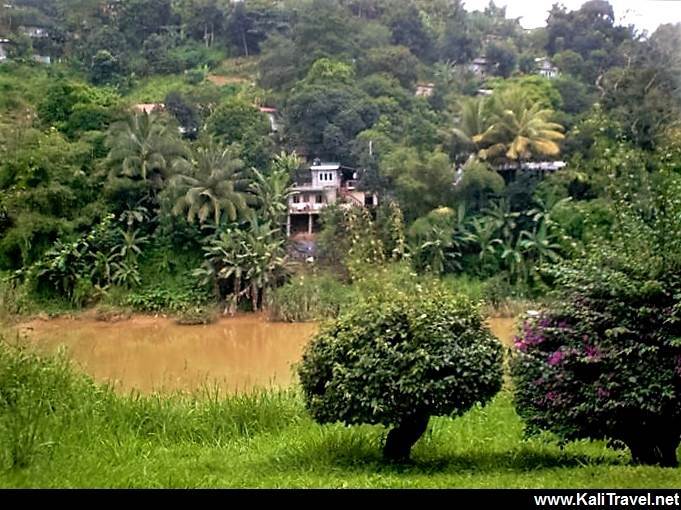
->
[510,264,681,467]
[298,286,503,461]
[125,286,209,313]
[175,306,218,325]
[510,172,681,467]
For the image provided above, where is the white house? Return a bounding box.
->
[287,160,378,236]
[535,57,559,79]
[0,39,8,62]
[415,83,434,98]
[20,26,49,38]
[468,57,489,78]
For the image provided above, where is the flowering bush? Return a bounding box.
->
[298,286,503,461]
[511,261,681,467]
[512,169,681,467]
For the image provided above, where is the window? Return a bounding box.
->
[316,194,323,204]
[292,195,300,204]
[365,195,374,206]
[303,194,309,202]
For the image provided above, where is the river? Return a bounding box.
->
[11,314,516,394]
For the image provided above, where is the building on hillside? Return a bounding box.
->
[19,26,48,38]
[258,106,280,133]
[496,161,566,172]
[468,57,490,78]
[415,82,434,97]
[133,103,164,114]
[0,38,9,62]
[287,159,378,237]
[535,57,559,79]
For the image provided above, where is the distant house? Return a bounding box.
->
[259,106,280,133]
[415,83,434,98]
[287,160,379,236]
[468,57,490,78]
[535,57,559,79]
[32,55,51,64]
[20,26,49,38]
[497,161,566,173]
[0,39,9,62]
[133,103,164,114]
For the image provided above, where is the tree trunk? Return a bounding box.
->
[251,284,259,312]
[626,432,679,468]
[383,414,430,462]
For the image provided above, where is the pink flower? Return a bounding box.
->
[548,350,565,366]
[597,387,610,399]
[545,391,558,402]
[584,344,601,360]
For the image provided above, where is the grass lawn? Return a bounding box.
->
[1,380,679,488]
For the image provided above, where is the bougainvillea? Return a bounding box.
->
[511,264,681,467]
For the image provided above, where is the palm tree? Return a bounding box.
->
[452,96,492,153]
[105,111,187,189]
[477,87,565,165]
[170,141,251,226]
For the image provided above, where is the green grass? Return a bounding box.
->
[0,340,679,488]
[211,56,260,79]
[123,75,228,104]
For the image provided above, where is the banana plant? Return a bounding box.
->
[467,217,502,272]
[519,221,563,266]
[500,237,527,284]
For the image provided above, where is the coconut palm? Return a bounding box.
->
[170,141,251,226]
[452,96,492,152]
[105,111,187,189]
[476,87,565,164]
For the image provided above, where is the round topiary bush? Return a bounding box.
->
[510,263,681,467]
[297,287,504,461]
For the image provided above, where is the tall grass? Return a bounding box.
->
[0,337,302,471]
[1,338,678,487]
[268,274,356,322]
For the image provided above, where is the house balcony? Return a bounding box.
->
[288,201,326,214]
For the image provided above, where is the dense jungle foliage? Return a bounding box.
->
[0,0,679,319]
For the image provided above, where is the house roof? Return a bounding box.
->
[133,103,164,114]
[259,106,277,113]
[310,163,340,171]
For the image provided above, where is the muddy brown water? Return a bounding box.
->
[11,315,517,394]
